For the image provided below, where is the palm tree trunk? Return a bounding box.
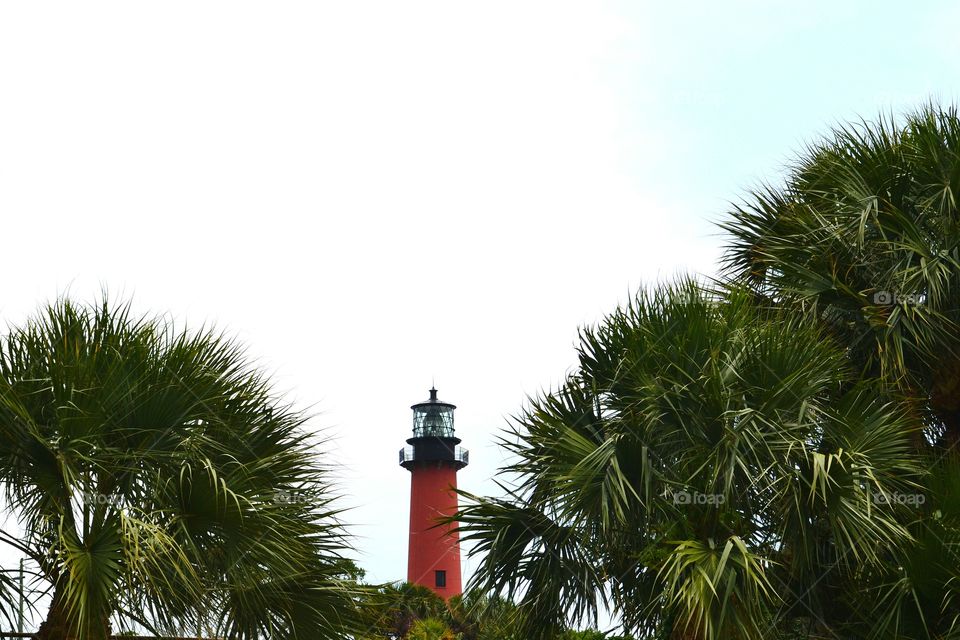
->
[34,592,73,640]
[35,589,111,640]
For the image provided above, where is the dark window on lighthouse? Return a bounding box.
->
[435,570,447,588]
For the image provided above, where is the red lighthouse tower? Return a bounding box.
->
[399,387,469,598]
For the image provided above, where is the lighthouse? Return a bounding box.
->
[399,387,469,598]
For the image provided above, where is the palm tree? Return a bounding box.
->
[721,103,960,449]
[0,299,361,639]
[455,279,925,639]
[364,582,449,638]
[406,618,458,640]
[447,591,520,640]
[361,584,522,640]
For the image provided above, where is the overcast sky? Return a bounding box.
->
[2,0,959,599]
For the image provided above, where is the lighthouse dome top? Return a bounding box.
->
[410,387,456,438]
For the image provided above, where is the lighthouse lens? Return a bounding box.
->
[412,405,454,437]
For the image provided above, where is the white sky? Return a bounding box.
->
[2,0,959,623]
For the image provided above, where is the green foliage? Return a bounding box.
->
[449,590,521,640]
[456,278,925,639]
[457,103,960,639]
[360,584,525,640]
[0,299,362,638]
[407,617,458,640]
[363,582,449,638]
